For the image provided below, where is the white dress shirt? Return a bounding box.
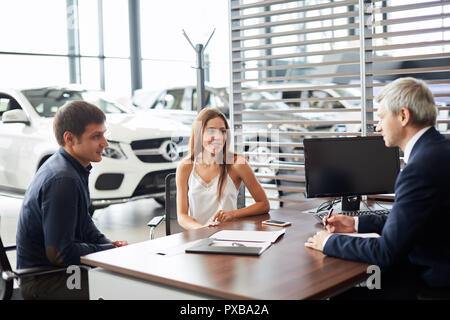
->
[403,126,432,164]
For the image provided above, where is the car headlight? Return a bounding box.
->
[102,141,128,160]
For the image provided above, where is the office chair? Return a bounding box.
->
[148,173,182,239]
[147,172,246,239]
[0,236,67,300]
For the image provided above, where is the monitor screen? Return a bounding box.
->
[304,136,400,198]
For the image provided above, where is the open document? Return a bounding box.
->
[185,229,286,256]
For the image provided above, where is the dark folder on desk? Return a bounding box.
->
[185,238,271,256]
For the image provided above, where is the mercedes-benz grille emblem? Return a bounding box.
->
[161,140,179,161]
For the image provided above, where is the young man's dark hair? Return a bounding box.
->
[16,100,127,300]
[53,100,106,146]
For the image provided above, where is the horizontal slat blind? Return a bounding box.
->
[367,0,450,139]
[229,0,450,208]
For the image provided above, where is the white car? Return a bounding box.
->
[132,84,362,133]
[0,86,191,212]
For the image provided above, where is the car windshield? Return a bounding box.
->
[22,88,129,118]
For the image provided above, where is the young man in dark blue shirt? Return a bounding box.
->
[16,100,128,300]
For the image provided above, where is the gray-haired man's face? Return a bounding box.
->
[376,102,403,148]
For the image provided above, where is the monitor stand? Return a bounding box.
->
[341,195,361,211]
[301,195,362,215]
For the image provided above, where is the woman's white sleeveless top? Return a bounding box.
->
[187,165,239,225]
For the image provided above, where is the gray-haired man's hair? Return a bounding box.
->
[375,77,437,127]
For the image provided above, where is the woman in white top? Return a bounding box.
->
[176,107,270,230]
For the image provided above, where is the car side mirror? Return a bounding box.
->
[2,109,30,125]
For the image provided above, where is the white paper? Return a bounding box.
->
[210,229,285,243]
[336,232,380,238]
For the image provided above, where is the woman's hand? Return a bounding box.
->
[211,210,236,224]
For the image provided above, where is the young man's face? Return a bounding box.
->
[70,122,109,167]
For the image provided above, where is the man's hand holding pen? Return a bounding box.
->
[323,213,357,233]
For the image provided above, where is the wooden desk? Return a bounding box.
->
[81,200,371,300]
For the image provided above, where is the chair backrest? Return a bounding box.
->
[0,236,12,273]
[0,236,14,300]
[165,173,179,236]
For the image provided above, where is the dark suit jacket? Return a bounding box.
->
[323,127,450,288]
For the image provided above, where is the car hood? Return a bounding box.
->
[107,113,191,143]
[140,109,197,126]
[39,113,191,144]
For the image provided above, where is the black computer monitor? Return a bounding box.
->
[303,136,400,211]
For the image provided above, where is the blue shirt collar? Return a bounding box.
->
[58,148,92,176]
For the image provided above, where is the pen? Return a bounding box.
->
[324,208,334,226]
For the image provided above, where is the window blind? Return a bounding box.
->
[228,0,450,207]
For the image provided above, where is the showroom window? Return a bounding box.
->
[0,0,131,98]
[0,0,69,88]
[1,1,231,98]
[139,0,230,90]
[0,0,68,55]
[229,0,450,208]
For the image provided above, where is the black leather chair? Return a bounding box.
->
[148,172,246,239]
[148,173,184,239]
[163,172,184,237]
[0,236,66,300]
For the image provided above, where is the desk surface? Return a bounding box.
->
[81,200,373,300]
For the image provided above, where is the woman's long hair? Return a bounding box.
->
[189,107,235,201]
